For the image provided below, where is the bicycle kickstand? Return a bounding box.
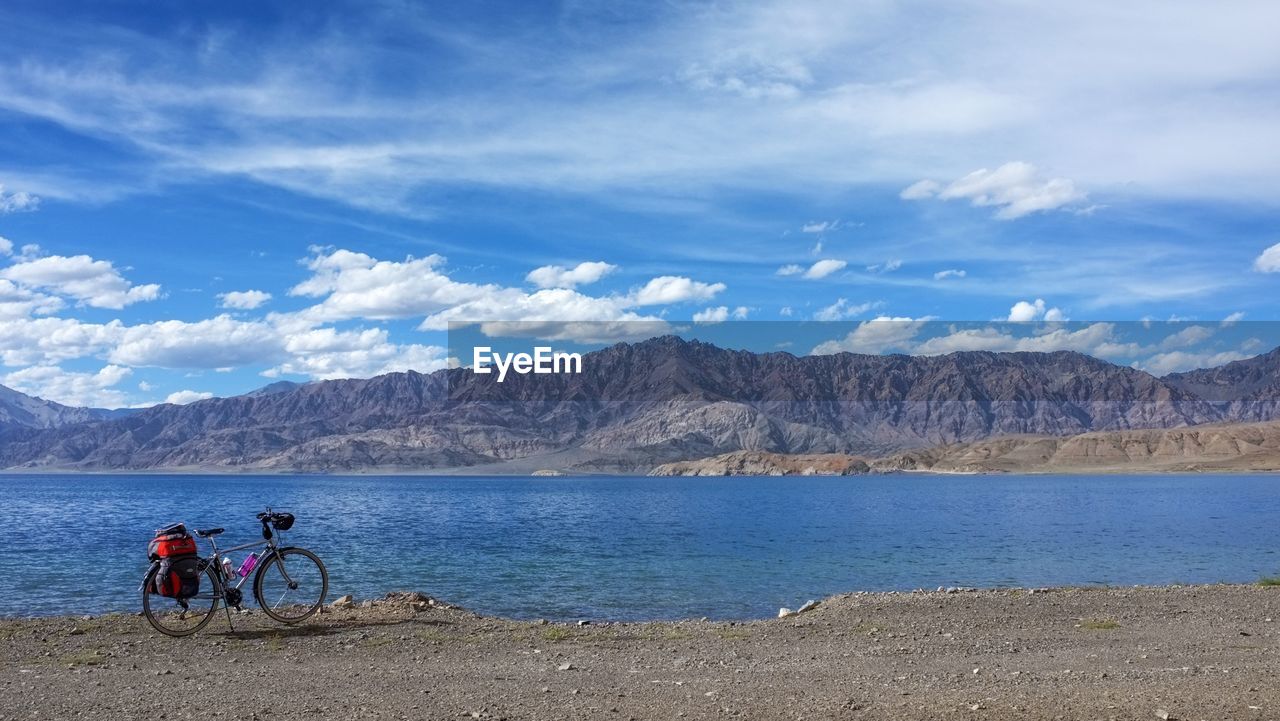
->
[223,602,236,633]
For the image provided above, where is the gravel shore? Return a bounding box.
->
[2,585,1278,720]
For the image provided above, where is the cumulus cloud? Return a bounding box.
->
[811,317,933,355]
[0,316,125,366]
[218,289,272,310]
[290,247,493,322]
[0,185,39,214]
[1,364,131,408]
[692,306,749,324]
[0,236,11,255]
[912,322,1118,357]
[0,279,63,319]
[1138,349,1253,376]
[268,327,448,379]
[813,298,881,322]
[0,253,161,309]
[802,259,847,279]
[1222,311,1245,325]
[776,264,804,276]
[526,261,618,289]
[164,389,214,405]
[1255,242,1280,273]
[631,276,726,305]
[1008,299,1065,322]
[933,269,966,280]
[108,315,286,368]
[903,162,1086,220]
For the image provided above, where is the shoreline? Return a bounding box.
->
[4,583,1277,720]
[3,580,1276,623]
[3,467,1279,476]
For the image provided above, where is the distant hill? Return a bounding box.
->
[0,384,132,432]
[1,336,1278,473]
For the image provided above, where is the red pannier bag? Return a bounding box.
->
[148,523,201,599]
[148,522,198,559]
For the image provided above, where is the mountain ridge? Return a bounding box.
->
[2,336,1278,473]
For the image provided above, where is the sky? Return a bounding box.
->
[0,0,1278,408]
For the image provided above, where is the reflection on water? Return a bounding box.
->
[0,473,1277,620]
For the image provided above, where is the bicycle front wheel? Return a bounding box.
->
[142,559,220,637]
[253,547,328,624]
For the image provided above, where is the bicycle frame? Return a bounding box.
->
[204,533,280,596]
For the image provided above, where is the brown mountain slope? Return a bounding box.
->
[650,421,1280,475]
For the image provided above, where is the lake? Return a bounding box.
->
[1,473,1277,620]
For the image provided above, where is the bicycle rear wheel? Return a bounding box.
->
[142,560,220,637]
[253,547,328,624]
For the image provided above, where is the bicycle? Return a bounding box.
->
[141,508,329,637]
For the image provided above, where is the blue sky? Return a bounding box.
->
[0,0,1278,408]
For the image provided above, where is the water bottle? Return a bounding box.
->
[237,552,259,577]
[220,557,234,579]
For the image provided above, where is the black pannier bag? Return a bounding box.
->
[271,513,294,531]
[154,556,201,599]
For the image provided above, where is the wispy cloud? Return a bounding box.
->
[902,162,1086,220]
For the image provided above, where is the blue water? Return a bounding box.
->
[1,474,1277,620]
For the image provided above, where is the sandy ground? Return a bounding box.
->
[2,585,1278,721]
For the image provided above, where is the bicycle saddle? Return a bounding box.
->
[195,527,225,537]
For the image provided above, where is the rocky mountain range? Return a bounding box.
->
[0,384,132,432]
[0,336,1277,473]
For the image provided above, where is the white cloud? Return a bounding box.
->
[899,179,941,200]
[1,364,131,408]
[290,247,493,322]
[776,264,804,276]
[803,259,847,279]
[801,220,838,233]
[811,317,934,355]
[778,306,793,317]
[912,322,1118,357]
[813,298,881,322]
[526,261,618,289]
[0,253,161,309]
[1254,242,1280,273]
[0,316,124,366]
[218,289,272,310]
[108,315,286,368]
[0,185,39,214]
[933,269,966,280]
[165,389,214,405]
[631,275,726,305]
[0,236,11,255]
[1222,311,1245,325]
[3,0,1280,218]
[1158,325,1215,350]
[0,279,63,319]
[866,259,902,273]
[269,327,448,379]
[1139,349,1252,376]
[1007,298,1065,322]
[692,305,750,323]
[904,162,1086,220]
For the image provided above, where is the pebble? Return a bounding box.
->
[558,663,574,671]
